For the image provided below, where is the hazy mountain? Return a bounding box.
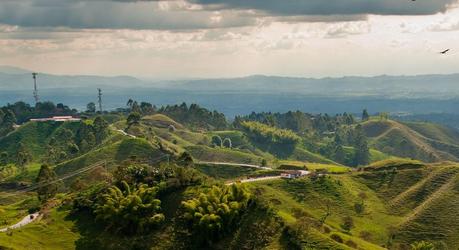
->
[163,74,459,98]
[0,68,148,91]
[2,66,459,117]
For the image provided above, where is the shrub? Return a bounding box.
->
[340,216,354,232]
[211,135,223,147]
[410,241,435,250]
[181,184,251,245]
[322,225,331,234]
[240,121,300,146]
[330,234,343,243]
[222,138,232,148]
[345,240,358,248]
[354,202,365,214]
[95,181,164,235]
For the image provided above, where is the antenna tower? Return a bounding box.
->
[32,73,39,104]
[98,88,103,112]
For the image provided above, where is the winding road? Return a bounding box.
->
[226,175,282,185]
[0,212,40,232]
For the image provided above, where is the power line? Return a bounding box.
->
[1,153,171,199]
[1,161,106,198]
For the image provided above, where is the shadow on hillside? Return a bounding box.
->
[249,140,296,159]
[67,211,158,250]
[65,190,186,250]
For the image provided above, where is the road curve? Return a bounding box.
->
[197,161,272,170]
[0,212,40,232]
[226,175,282,185]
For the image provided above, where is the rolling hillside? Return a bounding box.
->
[353,162,459,248]
[362,119,459,162]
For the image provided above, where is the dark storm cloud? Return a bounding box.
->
[190,0,457,16]
[0,0,256,30]
[0,0,457,31]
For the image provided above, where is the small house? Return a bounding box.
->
[281,170,310,179]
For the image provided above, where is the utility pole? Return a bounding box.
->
[97,88,103,113]
[32,73,39,104]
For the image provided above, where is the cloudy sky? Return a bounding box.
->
[0,0,459,79]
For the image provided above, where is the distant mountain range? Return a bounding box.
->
[1,66,459,116]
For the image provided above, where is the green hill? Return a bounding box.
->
[352,161,459,248]
[0,121,81,161]
[54,138,162,175]
[362,120,459,162]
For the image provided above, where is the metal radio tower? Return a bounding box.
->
[32,73,39,104]
[98,88,103,112]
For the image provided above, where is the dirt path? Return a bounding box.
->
[0,212,40,232]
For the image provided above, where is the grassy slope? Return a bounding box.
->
[0,208,79,250]
[249,176,390,249]
[353,162,459,248]
[0,121,81,161]
[54,138,162,175]
[362,119,459,162]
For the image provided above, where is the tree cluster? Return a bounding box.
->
[158,103,227,130]
[94,181,165,235]
[2,101,76,124]
[240,121,300,146]
[236,111,355,134]
[0,108,16,137]
[181,184,251,246]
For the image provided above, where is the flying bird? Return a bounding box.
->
[440,49,450,54]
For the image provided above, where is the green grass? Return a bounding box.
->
[0,121,81,161]
[195,163,259,180]
[186,145,263,165]
[352,163,459,248]
[54,138,162,175]
[362,119,459,163]
[290,147,338,165]
[247,175,395,249]
[0,208,79,250]
[141,114,183,129]
[277,160,350,173]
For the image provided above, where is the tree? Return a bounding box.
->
[86,102,96,113]
[353,125,370,166]
[36,164,59,201]
[340,216,354,232]
[140,102,155,114]
[178,152,193,166]
[16,143,31,167]
[362,109,369,121]
[95,181,164,234]
[93,116,109,144]
[410,241,435,250]
[222,138,232,148]
[261,159,267,167]
[181,184,251,245]
[0,109,4,124]
[0,152,8,166]
[211,135,223,147]
[2,109,16,126]
[334,145,346,164]
[126,99,134,109]
[379,112,389,121]
[127,112,141,127]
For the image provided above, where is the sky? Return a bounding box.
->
[0,0,459,79]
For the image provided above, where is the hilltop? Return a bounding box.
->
[362,119,459,162]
